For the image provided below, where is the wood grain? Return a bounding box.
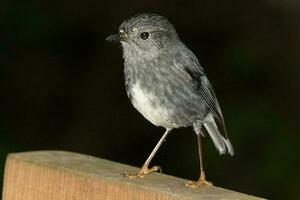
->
[2,151,265,200]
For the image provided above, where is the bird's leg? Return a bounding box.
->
[186,129,213,188]
[124,128,172,179]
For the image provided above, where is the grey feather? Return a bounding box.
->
[174,49,229,139]
[203,113,234,155]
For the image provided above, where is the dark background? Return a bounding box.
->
[1,0,299,199]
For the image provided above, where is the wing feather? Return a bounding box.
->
[174,50,228,138]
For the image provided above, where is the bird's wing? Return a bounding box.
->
[174,50,228,137]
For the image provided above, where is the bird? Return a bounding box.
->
[106,13,234,187]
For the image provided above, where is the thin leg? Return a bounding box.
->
[186,129,212,188]
[125,128,172,178]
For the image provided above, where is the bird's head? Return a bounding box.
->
[107,13,179,58]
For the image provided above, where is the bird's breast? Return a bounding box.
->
[123,56,206,128]
[130,81,175,128]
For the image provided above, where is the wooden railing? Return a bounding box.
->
[2,151,265,200]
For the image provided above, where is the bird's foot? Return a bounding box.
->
[124,166,162,179]
[185,179,213,188]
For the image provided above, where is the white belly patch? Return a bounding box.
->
[130,82,171,128]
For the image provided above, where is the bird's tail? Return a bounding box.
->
[203,113,234,156]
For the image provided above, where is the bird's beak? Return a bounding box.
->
[106,34,120,42]
[106,30,128,42]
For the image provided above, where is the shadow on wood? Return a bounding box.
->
[2,151,265,200]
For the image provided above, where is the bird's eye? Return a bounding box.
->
[140,32,150,40]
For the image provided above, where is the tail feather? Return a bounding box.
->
[203,113,234,156]
[222,136,234,156]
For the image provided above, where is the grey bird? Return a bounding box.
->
[106,13,234,187]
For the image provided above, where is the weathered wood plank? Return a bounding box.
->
[2,151,265,200]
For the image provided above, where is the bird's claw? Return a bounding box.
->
[185,179,213,188]
[123,166,162,179]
